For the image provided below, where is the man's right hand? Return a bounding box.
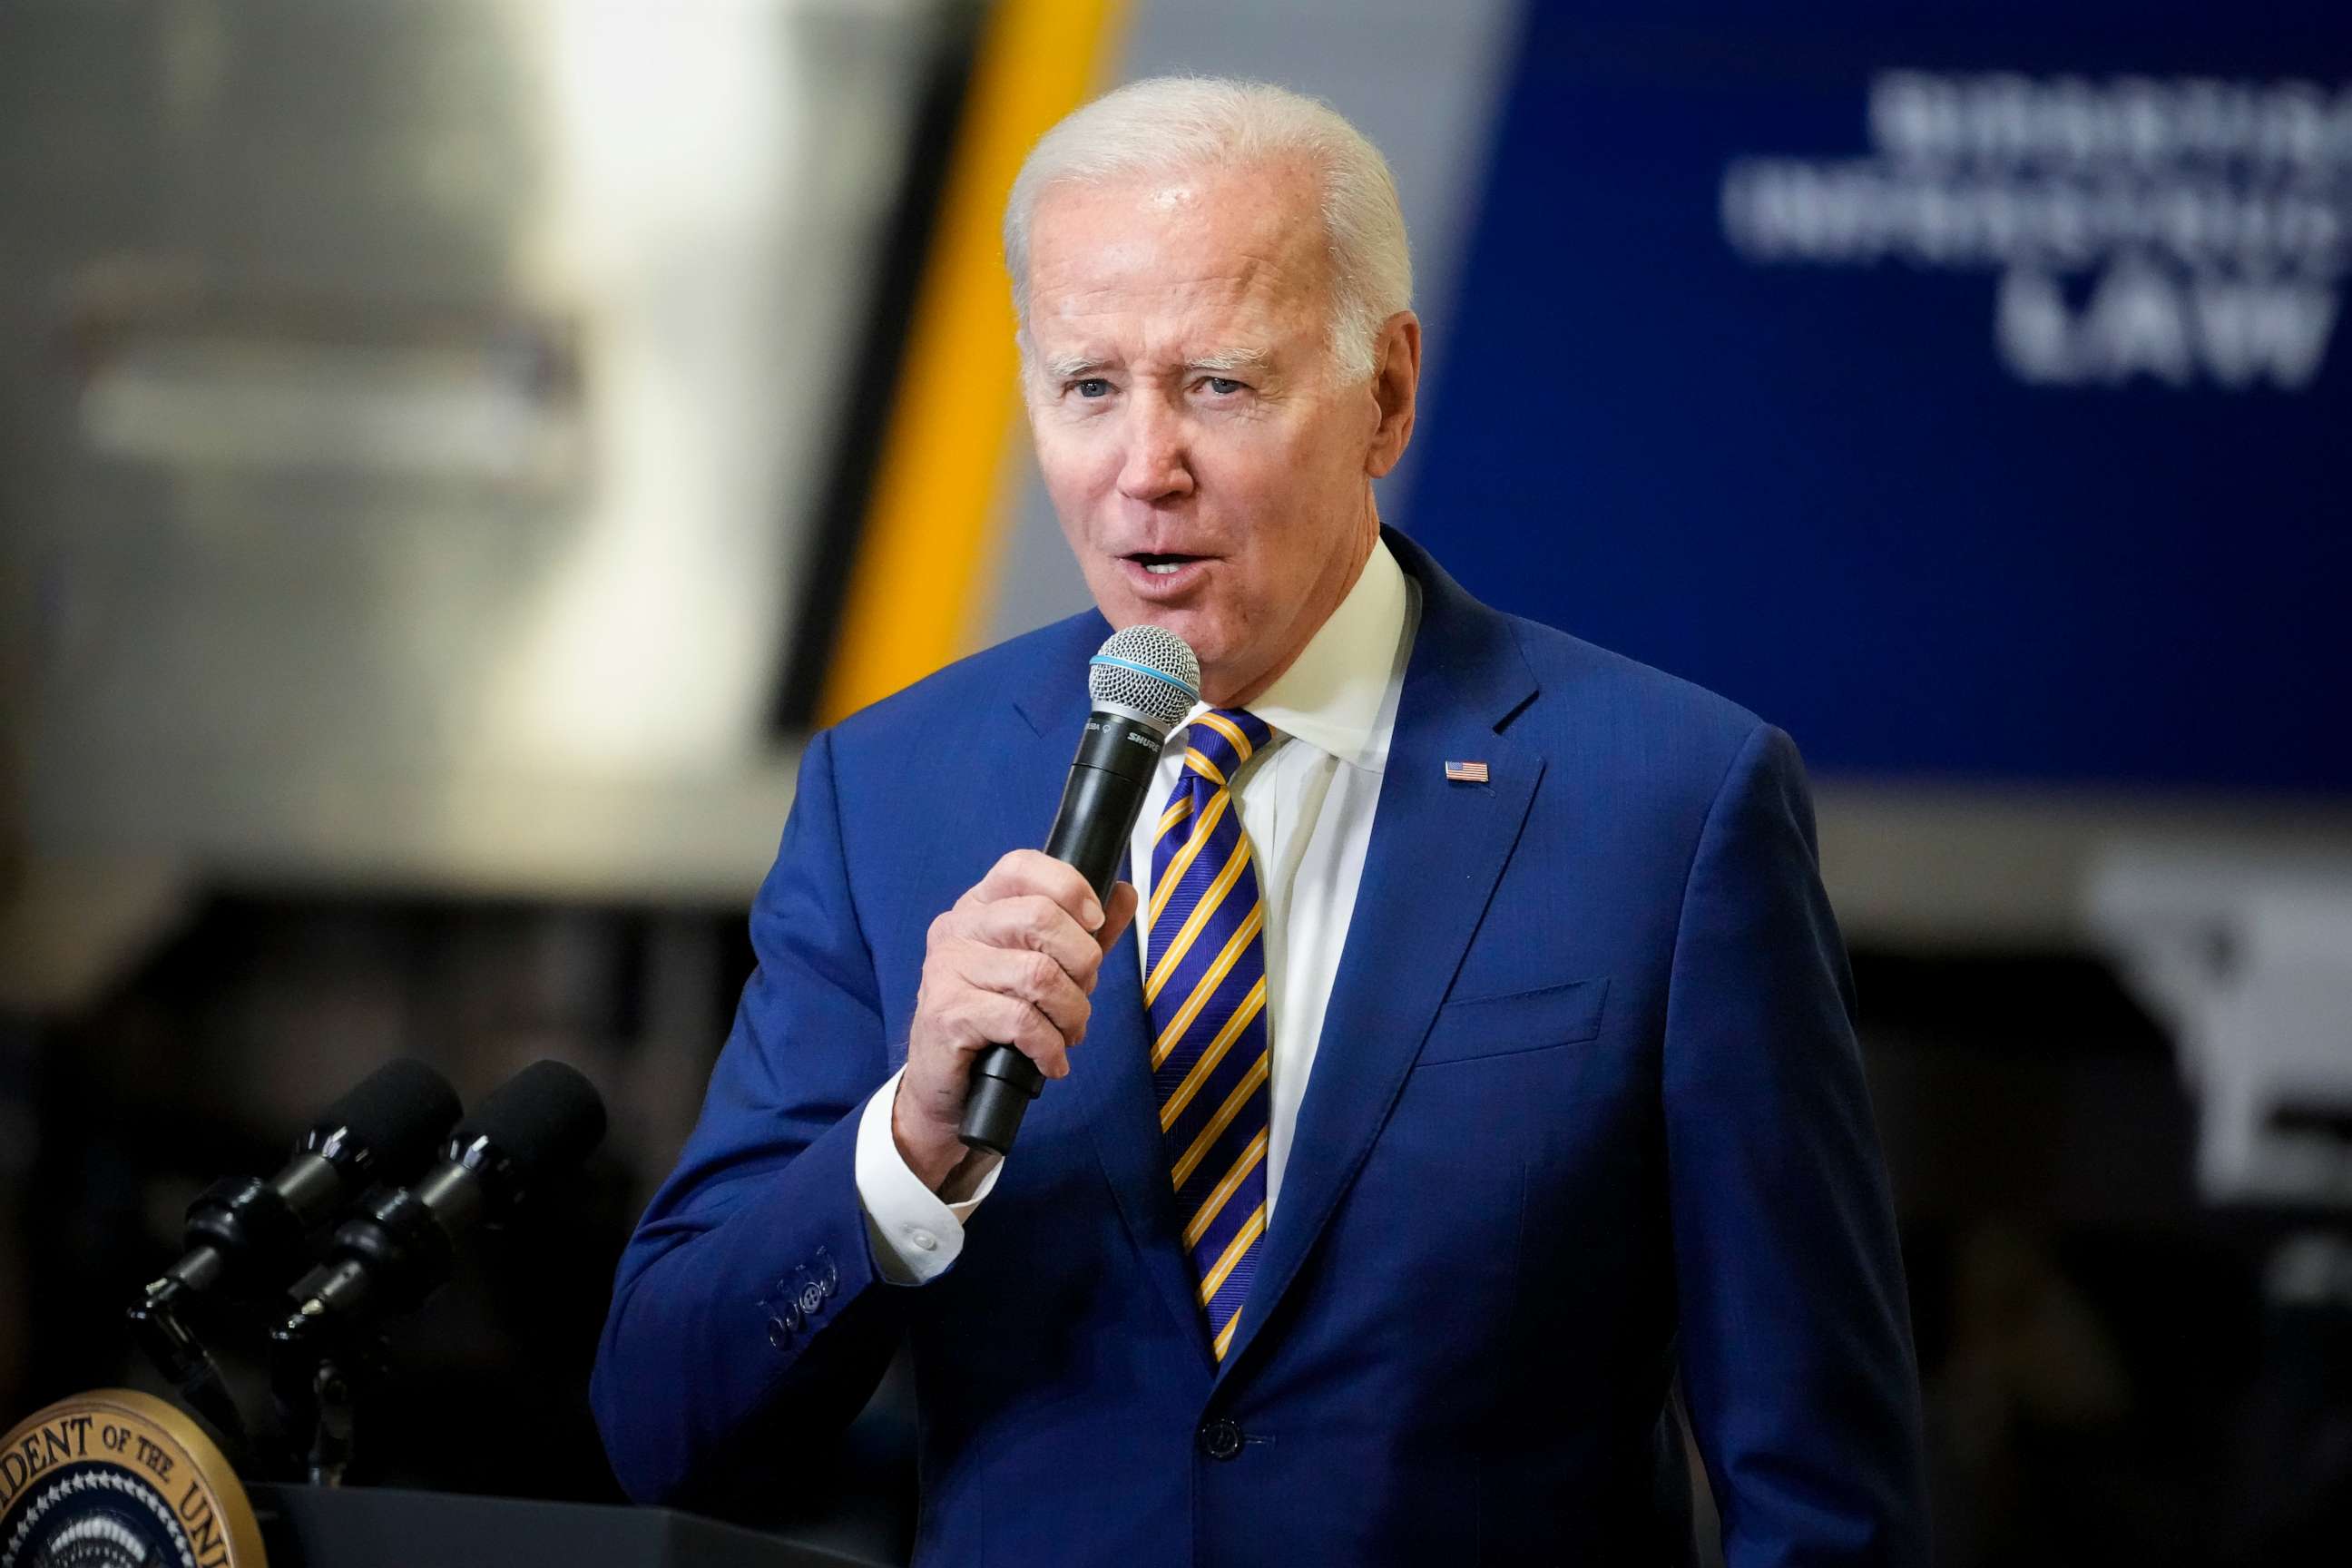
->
[892,850,1140,1192]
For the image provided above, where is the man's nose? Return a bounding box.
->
[1115,399,1193,503]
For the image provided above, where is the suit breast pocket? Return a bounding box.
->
[1416,975,1611,1067]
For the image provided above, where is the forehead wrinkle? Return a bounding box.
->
[1027,155,1331,298]
[1042,262,1286,320]
[1040,262,1310,344]
[1032,267,1301,357]
[1025,191,1333,375]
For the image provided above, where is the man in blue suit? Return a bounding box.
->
[593,77,1927,1563]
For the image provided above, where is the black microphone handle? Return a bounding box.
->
[960,710,1165,1156]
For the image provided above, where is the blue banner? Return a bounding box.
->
[1406,3,2351,792]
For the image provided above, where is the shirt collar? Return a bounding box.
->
[1180,534,1411,775]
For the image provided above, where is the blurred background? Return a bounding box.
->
[1,0,2347,1563]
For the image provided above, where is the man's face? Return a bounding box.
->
[1021,160,1400,705]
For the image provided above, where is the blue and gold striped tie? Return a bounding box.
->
[1144,707,1276,1362]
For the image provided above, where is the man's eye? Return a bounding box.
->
[1200,377,1245,397]
[1071,377,1112,398]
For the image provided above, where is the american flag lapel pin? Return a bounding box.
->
[1444,760,1490,783]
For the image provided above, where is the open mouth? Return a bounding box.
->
[1126,552,1206,577]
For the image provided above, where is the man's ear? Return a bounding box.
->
[1364,311,1422,479]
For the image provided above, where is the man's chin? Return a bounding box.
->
[1093,601,1232,675]
[1101,596,1208,642]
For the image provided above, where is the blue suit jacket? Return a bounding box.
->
[593,530,1928,1564]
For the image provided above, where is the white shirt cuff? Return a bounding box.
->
[854,1065,1002,1285]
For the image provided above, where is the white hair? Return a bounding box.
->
[1004,76,1413,383]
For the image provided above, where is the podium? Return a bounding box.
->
[249,1484,894,1568]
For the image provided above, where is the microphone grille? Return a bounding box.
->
[1089,625,1200,728]
[446,1060,607,1198]
[305,1058,462,1176]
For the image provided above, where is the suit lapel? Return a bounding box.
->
[1013,649,1220,1376]
[1217,532,1544,1379]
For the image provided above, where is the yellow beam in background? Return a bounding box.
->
[817,0,1128,725]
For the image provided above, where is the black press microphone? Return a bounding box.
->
[959,624,1201,1156]
[132,1059,462,1332]
[128,1058,460,1442]
[275,1059,607,1345]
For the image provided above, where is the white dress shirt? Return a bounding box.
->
[856,537,1420,1284]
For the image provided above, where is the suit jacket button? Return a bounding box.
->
[1196,1417,1242,1462]
[765,1313,795,1350]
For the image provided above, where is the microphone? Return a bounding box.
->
[959,624,1200,1156]
[276,1059,607,1344]
[127,1058,460,1442]
[133,1059,461,1328]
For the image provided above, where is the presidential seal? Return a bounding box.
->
[0,1391,263,1568]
